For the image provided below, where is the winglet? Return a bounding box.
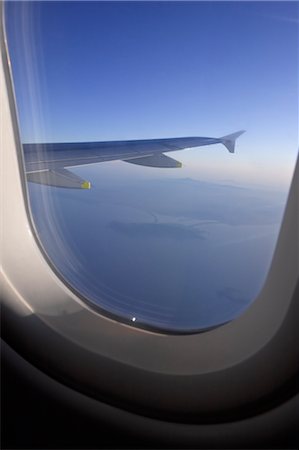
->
[220,130,246,153]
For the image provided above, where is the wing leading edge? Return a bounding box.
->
[24,130,245,189]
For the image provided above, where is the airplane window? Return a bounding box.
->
[4,1,298,332]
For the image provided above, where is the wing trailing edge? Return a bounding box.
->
[124,153,182,168]
[26,168,91,189]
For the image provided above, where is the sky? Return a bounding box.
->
[4,1,299,331]
[6,1,298,188]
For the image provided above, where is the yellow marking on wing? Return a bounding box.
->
[81,181,91,189]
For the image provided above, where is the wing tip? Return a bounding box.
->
[221,130,246,153]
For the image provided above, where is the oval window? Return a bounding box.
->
[5,1,298,332]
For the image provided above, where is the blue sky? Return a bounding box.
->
[6,1,298,187]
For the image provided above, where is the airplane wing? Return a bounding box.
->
[24,130,245,189]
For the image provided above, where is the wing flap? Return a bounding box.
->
[26,168,91,189]
[124,153,182,168]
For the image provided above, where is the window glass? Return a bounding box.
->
[5,1,298,332]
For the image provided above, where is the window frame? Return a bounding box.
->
[1,1,298,431]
